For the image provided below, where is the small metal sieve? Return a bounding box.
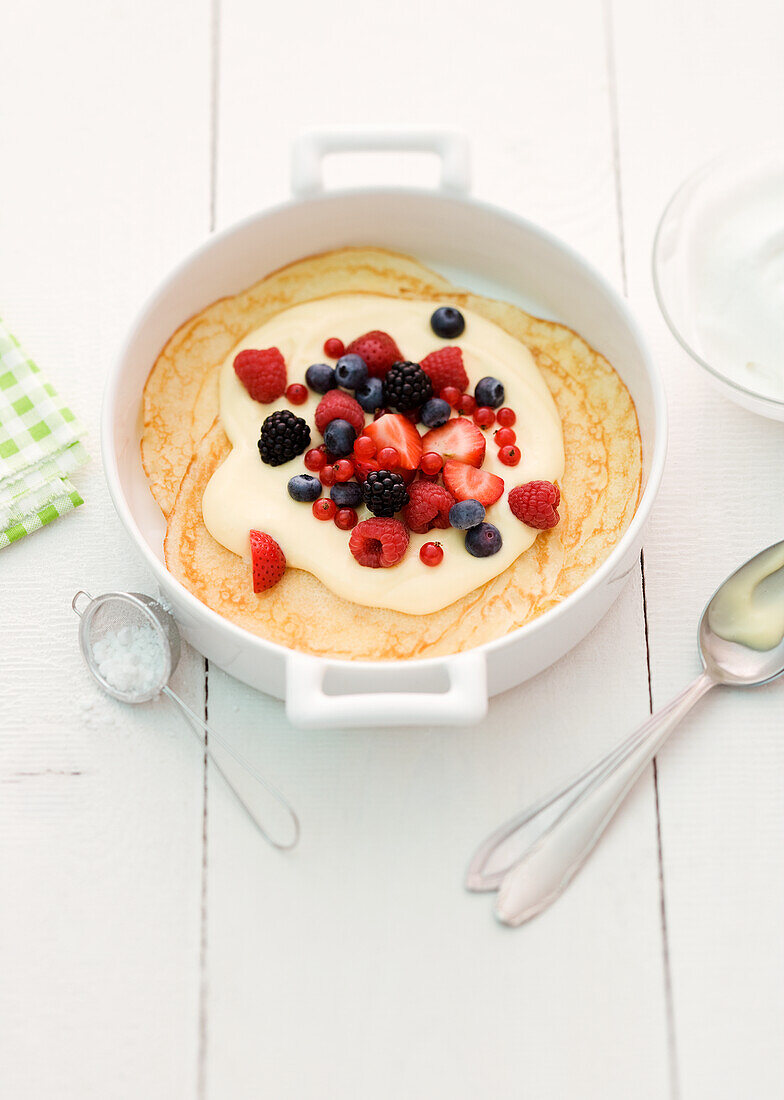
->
[73,590,299,850]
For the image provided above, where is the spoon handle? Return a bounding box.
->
[163,687,300,850]
[482,672,713,926]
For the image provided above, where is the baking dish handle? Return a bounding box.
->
[291,130,471,199]
[284,650,487,729]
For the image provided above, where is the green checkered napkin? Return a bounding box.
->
[0,318,87,548]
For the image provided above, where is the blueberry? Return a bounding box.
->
[430,306,465,339]
[355,376,384,412]
[335,353,368,390]
[323,418,356,457]
[449,499,486,530]
[305,363,336,394]
[330,481,363,508]
[287,473,322,503]
[465,522,502,557]
[474,376,505,409]
[420,397,451,428]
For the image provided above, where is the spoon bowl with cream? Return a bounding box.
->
[467,540,784,926]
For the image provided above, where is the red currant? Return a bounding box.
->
[458,394,477,415]
[334,507,358,531]
[354,435,376,460]
[420,451,443,476]
[312,498,336,520]
[420,541,444,566]
[333,459,355,482]
[304,448,326,471]
[377,446,400,468]
[441,386,461,407]
[496,407,516,427]
[373,407,390,420]
[286,383,307,405]
[495,427,516,447]
[354,458,379,481]
[474,406,495,429]
[499,445,521,467]
[324,337,345,358]
[319,464,337,487]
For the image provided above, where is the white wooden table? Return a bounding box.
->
[2,1,783,1096]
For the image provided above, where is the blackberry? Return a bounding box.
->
[362,469,410,517]
[382,361,433,412]
[258,409,311,466]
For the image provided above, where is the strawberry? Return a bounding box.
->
[420,347,469,393]
[314,390,365,435]
[403,481,455,534]
[442,460,504,507]
[364,413,423,471]
[349,518,409,568]
[345,331,402,379]
[421,417,486,468]
[233,348,287,404]
[249,530,286,592]
[508,481,561,529]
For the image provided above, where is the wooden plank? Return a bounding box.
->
[611,0,784,1096]
[0,3,212,1096]
[203,0,671,1096]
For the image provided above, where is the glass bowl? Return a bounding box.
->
[653,145,784,421]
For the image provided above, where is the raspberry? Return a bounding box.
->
[349,518,409,568]
[345,331,402,379]
[508,481,561,529]
[234,347,287,404]
[314,390,365,435]
[403,480,455,534]
[420,347,469,393]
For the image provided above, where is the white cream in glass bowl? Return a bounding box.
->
[654,144,784,420]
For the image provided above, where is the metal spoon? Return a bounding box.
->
[466,540,784,926]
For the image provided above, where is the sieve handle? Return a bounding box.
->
[162,687,299,850]
[72,590,94,617]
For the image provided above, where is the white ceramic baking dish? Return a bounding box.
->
[103,131,667,729]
